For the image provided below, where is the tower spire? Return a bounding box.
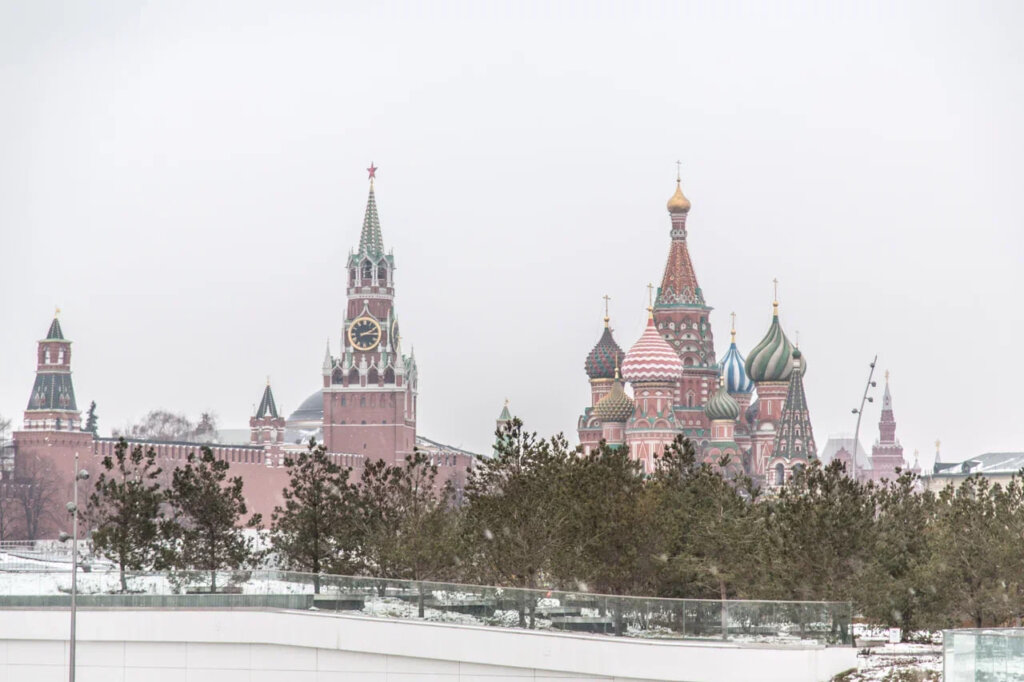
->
[772,349,816,465]
[359,163,384,257]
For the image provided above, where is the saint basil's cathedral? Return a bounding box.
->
[578,174,817,487]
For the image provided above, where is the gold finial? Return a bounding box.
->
[55,306,61,318]
[730,312,736,343]
[935,439,941,452]
[772,278,779,314]
[614,353,621,380]
[795,329,800,348]
[667,163,691,214]
[646,283,655,317]
[602,294,611,327]
[885,369,890,384]
[266,375,271,387]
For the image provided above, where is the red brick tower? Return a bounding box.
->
[653,171,718,442]
[321,165,417,463]
[12,312,93,536]
[869,371,905,481]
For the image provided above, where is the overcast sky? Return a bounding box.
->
[1,1,1021,466]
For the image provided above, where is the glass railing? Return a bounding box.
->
[944,628,1024,681]
[0,569,853,646]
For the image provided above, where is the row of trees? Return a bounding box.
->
[80,420,1024,635]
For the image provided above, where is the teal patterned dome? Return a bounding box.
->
[745,304,796,383]
[593,375,635,423]
[705,381,741,421]
[585,325,624,380]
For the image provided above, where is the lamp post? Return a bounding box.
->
[850,356,879,478]
[60,452,89,682]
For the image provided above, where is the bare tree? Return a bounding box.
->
[115,410,194,441]
[0,481,18,541]
[13,456,63,540]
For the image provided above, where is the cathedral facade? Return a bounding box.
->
[578,176,816,487]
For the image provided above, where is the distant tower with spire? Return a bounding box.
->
[250,380,285,463]
[719,312,755,461]
[868,371,906,481]
[654,167,719,441]
[22,310,81,432]
[767,349,816,486]
[321,165,418,464]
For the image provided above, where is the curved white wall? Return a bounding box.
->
[0,608,855,682]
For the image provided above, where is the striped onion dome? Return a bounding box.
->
[721,342,754,394]
[745,305,796,383]
[621,317,684,383]
[705,381,741,421]
[593,373,635,423]
[585,325,624,380]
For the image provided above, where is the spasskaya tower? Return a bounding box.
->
[321,165,418,463]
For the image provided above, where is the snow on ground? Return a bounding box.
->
[833,629,943,681]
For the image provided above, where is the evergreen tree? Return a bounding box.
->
[84,401,98,436]
[926,474,1024,627]
[86,438,164,592]
[859,470,938,638]
[271,439,356,592]
[163,446,262,591]
[351,457,406,589]
[463,418,576,592]
[765,459,876,602]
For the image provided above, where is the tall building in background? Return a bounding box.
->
[321,165,418,463]
[866,372,907,482]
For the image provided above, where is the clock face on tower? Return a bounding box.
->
[348,316,382,351]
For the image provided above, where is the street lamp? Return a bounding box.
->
[60,452,89,682]
[849,355,878,478]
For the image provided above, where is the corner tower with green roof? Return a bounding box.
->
[23,311,81,432]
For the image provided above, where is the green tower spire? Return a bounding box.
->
[358,164,384,257]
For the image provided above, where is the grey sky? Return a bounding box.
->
[1,1,1021,467]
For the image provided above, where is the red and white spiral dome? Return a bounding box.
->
[621,317,685,383]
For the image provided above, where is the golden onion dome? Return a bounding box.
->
[667,180,691,214]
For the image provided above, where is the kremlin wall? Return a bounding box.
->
[6,168,915,539]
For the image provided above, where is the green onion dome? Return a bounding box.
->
[745,303,796,383]
[585,325,625,380]
[705,380,741,421]
[593,373,635,423]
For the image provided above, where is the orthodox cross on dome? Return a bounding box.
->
[367,163,377,180]
[730,311,736,343]
[772,278,779,304]
[646,283,654,315]
[675,160,682,182]
[602,294,611,326]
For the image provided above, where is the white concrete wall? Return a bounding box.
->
[0,609,855,682]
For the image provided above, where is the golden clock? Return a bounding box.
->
[348,316,382,351]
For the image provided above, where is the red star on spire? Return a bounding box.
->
[367,163,377,180]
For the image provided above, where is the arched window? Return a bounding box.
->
[686,391,695,408]
[384,368,395,384]
[349,268,356,285]
[774,463,785,486]
[332,368,344,384]
[348,368,359,385]
[367,368,379,385]
[362,260,373,280]
[378,261,388,285]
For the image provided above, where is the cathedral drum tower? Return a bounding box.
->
[321,165,418,464]
[653,171,719,444]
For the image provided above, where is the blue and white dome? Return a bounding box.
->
[720,342,754,394]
